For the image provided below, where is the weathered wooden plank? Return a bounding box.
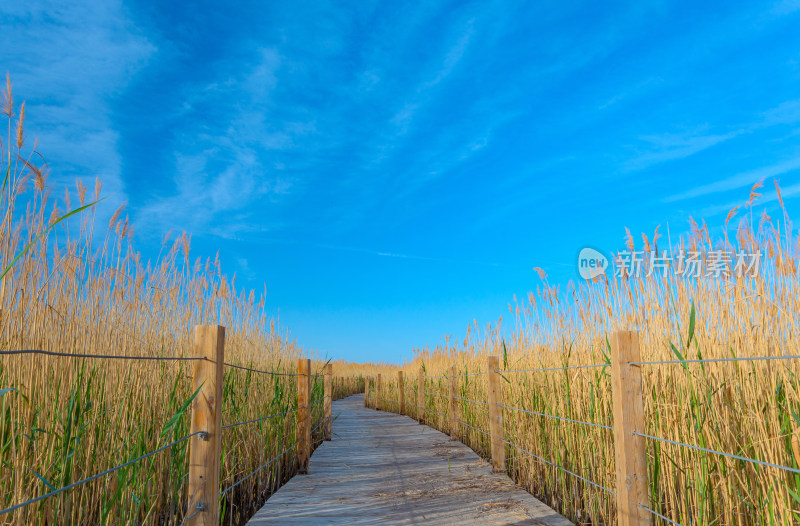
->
[248,395,571,525]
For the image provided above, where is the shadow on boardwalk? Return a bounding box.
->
[248,394,572,525]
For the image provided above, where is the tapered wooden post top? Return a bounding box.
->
[610,330,651,526]
[188,325,225,526]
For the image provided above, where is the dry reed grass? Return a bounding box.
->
[372,180,800,525]
[0,76,365,525]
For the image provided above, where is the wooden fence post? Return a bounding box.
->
[324,364,332,441]
[364,377,370,408]
[297,358,311,474]
[376,373,382,411]
[398,371,405,414]
[487,356,505,473]
[187,325,225,526]
[449,365,458,440]
[611,331,651,526]
[417,367,425,423]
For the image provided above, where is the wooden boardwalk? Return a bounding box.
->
[248,394,571,525]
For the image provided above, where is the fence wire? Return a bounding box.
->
[631,354,800,366]
[179,503,204,525]
[0,431,202,517]
[501,363,608,374]
[640,503,682,526]
[455,418,490,436]
[220,440,300,496]
[452,395,488,406]
[635,431,800,474]
[222,408,299,430]
[311,419,325,435]
[500,438,616,495]
[223,362,301,377]
[0,349,204,361]
[498,404,612,431]
[413,404,449,420]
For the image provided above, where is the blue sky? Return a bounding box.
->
[2,0,800,362]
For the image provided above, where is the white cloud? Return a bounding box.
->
[762,99,800,125]
[665,157,800,202]
[134,47,302,236]
[0,0,155,205]
[624,129,743,171]
[772,0,800,15]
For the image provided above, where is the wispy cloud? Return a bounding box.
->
[665,157,800,202]
[696,179,800,218]
[134,47,302,236]
[624,128,743,171]
[624,95,800,173]
[0,0,154,207]
[772,0,800,15]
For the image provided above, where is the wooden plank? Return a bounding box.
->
[247,395,572,525]
[187,325,225,526]
[297,358,311,474]
[487,356,505,473]
[611,331,651,526]
[324,364,332,441]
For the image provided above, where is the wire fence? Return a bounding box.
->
[452,395,488,406]
[1,343,342,523]
[222,408,299,430]
[500,363,608,374]
[498,404,612,431]
[219,440,301,497]
[223,361,302,376]
[0,349,204,361]
[365,346,800,525]
[179,503,204,526]
[454,418,489,436]
[631,354,800,366]
[634,431,800,474]
[0,431,202,517]
[500,437,616,495]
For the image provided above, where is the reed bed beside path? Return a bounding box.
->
[0,76,367,525]
[368,181,800,525]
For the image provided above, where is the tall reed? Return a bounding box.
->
[374,182,800,525]
[0,76,363,525]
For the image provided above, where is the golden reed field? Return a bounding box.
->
[0,77,367,525]
[366,180,800,526]
[3,75,800,526]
